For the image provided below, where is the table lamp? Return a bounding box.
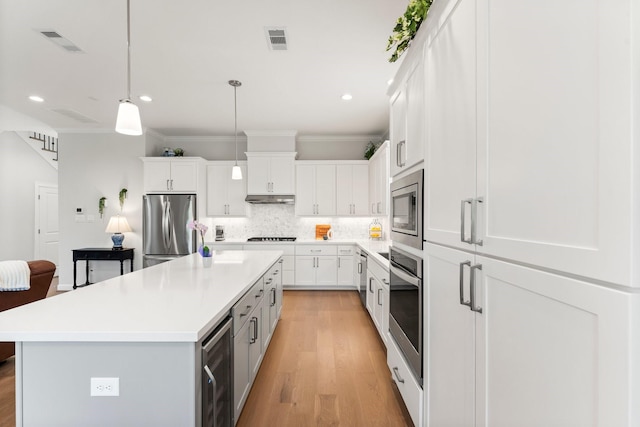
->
[105,215,132,249]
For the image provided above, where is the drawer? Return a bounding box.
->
[243,244,295,256]
[368,256,389,283]
[232,278,265,336]
[295,245,337,256]
[337,245,355,256]
[387,338,422,426]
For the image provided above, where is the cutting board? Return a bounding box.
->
[315,224,331,240]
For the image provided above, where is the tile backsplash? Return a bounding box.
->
[201,204,388,241]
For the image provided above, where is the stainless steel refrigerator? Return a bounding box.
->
[143,194,197,267]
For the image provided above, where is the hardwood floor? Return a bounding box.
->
[0,287,413,427]
[236,290,413,427]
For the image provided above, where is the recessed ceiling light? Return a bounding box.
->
[387,78,394,85]
[29,95,44,102]
[139,95,152,102]
[341,93,353,101]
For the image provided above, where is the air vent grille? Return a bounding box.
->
[37,29,84,53]
[264,27,288,51]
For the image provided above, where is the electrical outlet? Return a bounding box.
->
[90,377,119,397]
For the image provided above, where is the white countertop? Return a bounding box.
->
[0,250,282,343]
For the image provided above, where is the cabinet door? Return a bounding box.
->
[206,164,228,216]
[169,161,198,192]
[295,165,316,215]
[143,161,171,192]
[294,256,316,286]
[352,164,369,215]
[336,165,353,215]
[424,243,476,427]
[390,89,407,177]
[249,304,263,382]
[405,54,426,169]
[233,319,252,421]
[247,157,271,194]
[337,256,354,287]
[380,281,389,346]
[227,164,247,216]
[314,164,336,215]
[365,271,376,317]
[424,0,477,251]
[476,254,634,427]
[368,157,378,215]
[475,0,635,287]
[262,281,276,349]
[270,156,295,194]
[315,256,337,286]
[372,274,384,335]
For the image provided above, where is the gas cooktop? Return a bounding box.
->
[247,237,297,242]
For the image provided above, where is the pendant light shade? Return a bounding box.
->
[229,80,242,180]
[116,0,142,136]
[116,99,142,135]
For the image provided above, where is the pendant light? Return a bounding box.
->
[115,0,142,135]
[229,80,243,180]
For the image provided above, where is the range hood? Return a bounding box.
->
[245,194,295,204]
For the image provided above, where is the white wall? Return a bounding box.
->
[57,132,145,287]
[0,132,57,261]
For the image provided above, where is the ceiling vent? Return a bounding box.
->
[49,108,98,124]
[37,29,84,53]
[264,27,288,51]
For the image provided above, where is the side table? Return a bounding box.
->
[72,247,134,289]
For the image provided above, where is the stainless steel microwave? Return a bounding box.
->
[390,169,423,250]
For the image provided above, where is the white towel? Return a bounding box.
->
[0,260,30,291]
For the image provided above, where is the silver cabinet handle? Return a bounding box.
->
[392,367,405,384]
[460,199,473,244]
[266,278,273,285]
[471,198,484,246]
[338,257,341,268]
[396,141,402,167]
[369,277,374,293]
[316,257,320,268]
[271,287,276,306]
[255,289,264,299]
[239,304,252,317]
[358,262,362,274]
[382,278,389,285]
[203,365,217,427]
[459,261,471,308]
[170,179,174,190]
[377,288,383,306]
[249,317,258,343]
[166,179,170,190]
[470,264,483,313]
[400,141,406,166]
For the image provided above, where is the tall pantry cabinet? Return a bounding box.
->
[408,0,640,425]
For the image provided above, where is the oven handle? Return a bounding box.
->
[390,264,420,287]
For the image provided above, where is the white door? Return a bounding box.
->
[35,183,59,269]
[315,256,337,286]
[314,164,336,215]
[206,164,228,216]
[143,161,171,192]
[405,52,426,170]
[390,88,407,177]
[294,256,316,286]
[351,164,369,215]
[247,156,271,194]
[169,161,197,192]
[336,165,353,215]
[227,164,247,216]
[269,156,295,194]
[337,256,354,287]
[295,165,316,215]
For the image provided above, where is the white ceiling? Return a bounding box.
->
[0,0,407,138]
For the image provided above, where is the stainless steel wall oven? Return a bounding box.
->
[390,169,423,250]
[388,245,423,385]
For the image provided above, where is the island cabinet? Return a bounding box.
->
[336,163,369,216]
[365,255,389,347]
[263,258,283,349]
[206,161,247,216]
[295,245,337,287]
[243,244,294,288]
[246,152,296,195]
[295,163,336,216]
[141,157,204,193]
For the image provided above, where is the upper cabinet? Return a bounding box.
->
[246,152,296,195]
[390,48,426,177]
[368,142,389,216]
[141,157,204,193]
[336,163,369,216]
[295,163,336,216]
[206,162,247,217]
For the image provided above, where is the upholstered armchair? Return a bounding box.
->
[0,260,56,362]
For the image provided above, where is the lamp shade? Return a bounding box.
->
[105,215,132,233]
[115,100,142,135]
[231,165,243,180]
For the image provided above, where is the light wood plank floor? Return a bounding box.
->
[0,287,413,427]
[237,290,413,427]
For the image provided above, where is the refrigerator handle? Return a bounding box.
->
[162,199,171,250]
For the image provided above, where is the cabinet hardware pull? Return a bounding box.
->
[255,289,264,298]
[166,179,170,190]
[369,277,374,292]
[338,258,341,268]
[400,141,406,167]
[203,365,217,427]
[249,317,258,343]
[471,198,484,246]
[460,199,473,244]
[392,367,405,383]
[358,263,362,274]
[271,288,276,306]
[311,249,322,253]
[470,264,483,313]
[239,305,252,317]
[396,142,403,167]
[382,278,389,285]
[170,179,174,190]
[316,257,320,268]
[377,288,383,305]
[459,261,471,308]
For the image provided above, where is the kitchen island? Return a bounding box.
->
[0,250,282,427]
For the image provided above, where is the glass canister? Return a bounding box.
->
[369,219,382,240]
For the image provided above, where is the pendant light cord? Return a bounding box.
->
[234,84,238,165]
[126,0,132,101]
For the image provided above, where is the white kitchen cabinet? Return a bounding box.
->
[425,242,638,427]
[336,163,369,216]
[295,163,336,216]
[262,258,283,350]
[141,157,203,193]
[424,0,639,288]
[368,141,389,216]
[246,152,296,195]
[390,88,407,178]
[295,245,337,287]
[244,244,295,288]
[206,162,247,216]
[366,256,389,347]
[337,245,355,287]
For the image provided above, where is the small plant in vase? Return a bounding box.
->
[188,220,211,258]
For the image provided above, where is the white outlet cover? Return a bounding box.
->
[90,377,119,397]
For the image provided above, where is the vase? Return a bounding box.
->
[202,256,212,268]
